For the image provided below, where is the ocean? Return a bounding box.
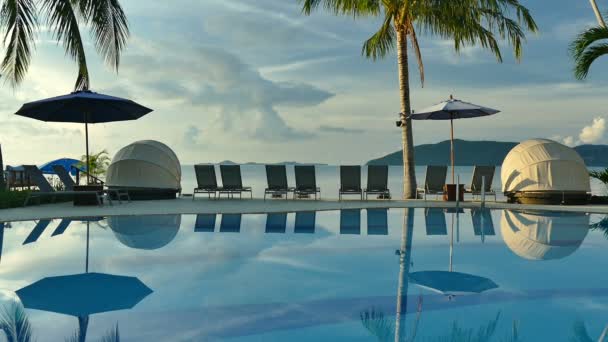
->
[179,165,607,200]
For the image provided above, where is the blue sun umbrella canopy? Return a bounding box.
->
[409,271,498,296]
[39,158,84,176]
[15,90,152,123]
[16,273,152,316]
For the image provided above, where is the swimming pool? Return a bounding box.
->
[0,208,607,341]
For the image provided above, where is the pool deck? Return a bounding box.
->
[3,197,608,222]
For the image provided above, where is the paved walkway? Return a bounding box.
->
[2,197,608,222]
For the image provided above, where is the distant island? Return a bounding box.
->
[367,139,608,166]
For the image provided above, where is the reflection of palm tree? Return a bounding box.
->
[590,216,608,239]
[571,321,608,342]
[0,303,34,342]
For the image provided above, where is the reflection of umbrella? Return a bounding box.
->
[15,273,152,317]
[16,90,153,183]
[410,209,498,297]
[409,271,498,296]
[411,95,500,183]
[39,158,82,176]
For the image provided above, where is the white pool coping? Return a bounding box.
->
[2,197,608,222]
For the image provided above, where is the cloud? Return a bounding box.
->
[318,125,364,134]
[120,44,332,142]
[563,136,575,146]
[579,117,605,144]
[184,125,202,146]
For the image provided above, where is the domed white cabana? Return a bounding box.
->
[106,140,181,199]
[108,214,181,250]
[500,210,589,261]
[501,139,590,204]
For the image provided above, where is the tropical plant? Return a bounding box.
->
[590,215,608,239]
[0,302,34,342]
[571,21,608,80]
[298,0,538,198]
[0,0,130,90]
[77,149,111,179]
[589,168,608,192]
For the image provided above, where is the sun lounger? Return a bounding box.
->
[52,165,129,203]
[264,165,294,200]
[22,165,105,206]
[339,165,363,200]
[465,166,497,201]
[294,212,316,233]
[23,219,51,245]
[194,214,217,232]
[340,209,361,235]
[364,165,391,200]
[193,165,221,200]
[220,214,242,232]
[265,213,287,233]
[294,165,320,200]
[219,165,252,199]
[425,208,447,236]
[367,208,388,235]
[416,166,447,200]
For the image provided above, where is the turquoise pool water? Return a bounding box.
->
[1,209,607,341]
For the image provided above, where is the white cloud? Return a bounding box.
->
[563,136,575,146]
[579,117,605,144]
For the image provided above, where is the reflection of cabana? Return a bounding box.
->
[501,210,589,260]
[108,215,181,250]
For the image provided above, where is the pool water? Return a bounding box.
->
[1,209,607,341]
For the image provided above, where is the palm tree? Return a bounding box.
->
[0,0,130,90]
[77,149,111,179]
[299,0,538,198]
[571,18,608,80]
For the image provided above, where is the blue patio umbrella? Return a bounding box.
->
[15,90,153,183]
[39,158,83,176]
[411,95,500,183]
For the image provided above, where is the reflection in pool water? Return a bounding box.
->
[0,208,607,341]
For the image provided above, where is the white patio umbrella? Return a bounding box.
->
[411,95,500,183]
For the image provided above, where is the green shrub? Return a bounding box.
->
[0,190,73,209]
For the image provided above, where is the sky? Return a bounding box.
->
[1,0,608,165]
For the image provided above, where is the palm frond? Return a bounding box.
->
[79,0,129,71]
[0,302,34,342]
[360,308,393,342]
[40,0,89,90]
[362,12,395,60]
[0,0,38,87]
[570,26,608,79]
[101,324,120,342]
[407,22,424,86]
[298,0,381,16]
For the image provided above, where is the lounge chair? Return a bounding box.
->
[23,219,51,245]
[52,165,129,203]
[219,165,252,199]
[339,165,363,200]
[367,208,388,235]
[465,166,497,201]
[365,165,391,200]
[264,165,293,200]
[471,208,495,241]
[416,165,447,200]
[294,212,316,233]
[22,165,104,206]
[340,209,361,235]
[425,208,447,236]
[194,214,217,232]
[220,214,242,232]
[294,165,320,200]
[193,164,221,200]
[265,213,287,233]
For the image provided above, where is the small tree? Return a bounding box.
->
[77,150,111,179]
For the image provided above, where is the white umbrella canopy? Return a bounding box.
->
[411,95,500,183]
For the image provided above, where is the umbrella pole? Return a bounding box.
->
[450,117,455,184]
[85,221,89,273]
[85,113,90,185]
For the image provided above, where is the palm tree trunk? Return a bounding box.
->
[0,144,5,190]
[396,26,417,199]
[394,208,415,342]
[589,0,607,27]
